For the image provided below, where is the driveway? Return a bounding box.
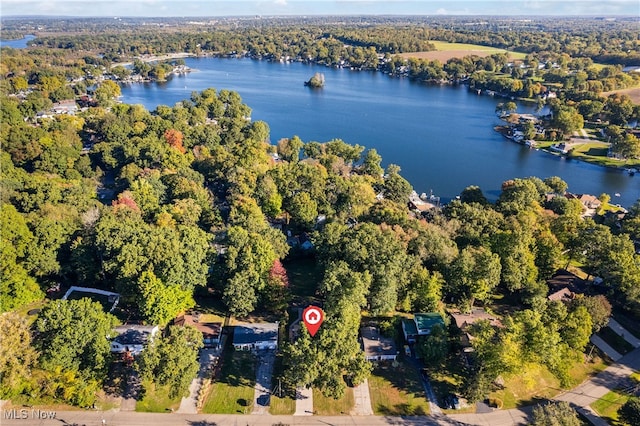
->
[351,379,373,415]
[177,347,220,414]
[294,386,314,415]
[252,349,276,414]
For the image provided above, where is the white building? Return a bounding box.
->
[232,323,278,351]
[110,325,159,356]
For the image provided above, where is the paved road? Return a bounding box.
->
[351,379,374,415]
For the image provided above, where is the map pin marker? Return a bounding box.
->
[303,305,324,337]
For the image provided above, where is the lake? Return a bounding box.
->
[0,35,36,49]
[120,57,639,208]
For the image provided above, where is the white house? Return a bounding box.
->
[232,322,278,351]
[110,325,159,356]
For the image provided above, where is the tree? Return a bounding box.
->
[95,80,121,105]
[36,299,117,379]
[531,401,580,426]
[164,128,186,154]
[543,176,568,195]
[460,185,488,205]
[382,164,412,203]
[552,106,584,134]
[277,136,303,162]
[0,313,38,398]
[416,324,448,365]
[137,270,195,326]
[619,397,640,426]
[572,295,611,333]
[0,204,43,312]
[361,148,383,178]
[447,246,501,308]
[137,325,203,398]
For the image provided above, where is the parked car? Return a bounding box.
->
[404,345,411,357]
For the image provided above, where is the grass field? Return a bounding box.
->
[591,390,630,424]
[399,41,527,62]
[602,86,640,105]
[368,362,430,415]
[313,387,354,415]
[135,380,181,413]
[202,349,256,414]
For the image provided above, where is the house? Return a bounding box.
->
[361,326,398,362]
[450,308,502,330]
[52,100,78,115]
[403,313,445,343]
[110,325,159,356]
[401,318,418,344]
[414,313,445,336]
[232,322,278,351]
[566,193,602,216]
[175,313,222,348]
[547,269,588,295]
[548,287,575,302]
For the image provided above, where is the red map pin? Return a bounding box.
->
[302,305,324,337]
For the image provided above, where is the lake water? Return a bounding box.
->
[0,35,36,49]
[120,57,639,207]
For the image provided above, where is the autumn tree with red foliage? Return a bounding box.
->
[164,129,186,154]
[269,259,290,287]
[112,191,140,212]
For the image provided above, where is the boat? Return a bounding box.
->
[626,168,637,176]
[615,193,621,197]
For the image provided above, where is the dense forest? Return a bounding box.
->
[1,16,640,409]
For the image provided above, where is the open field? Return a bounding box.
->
[135,381,181,413]
[602,86,640,104]
[399,41,527,62]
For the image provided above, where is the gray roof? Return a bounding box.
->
[113,325,158,345]
[361,326,397,358]
[233,323,278,345]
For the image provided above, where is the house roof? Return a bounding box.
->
[112,325,158,346]
[402,318,418,335]
[233,323,278,345]
[547,269,587,294]
[361,326,397,358]
[175,314,221,340]
[548,287,575,302]
[450,308,502,330]
[414,313,445,333]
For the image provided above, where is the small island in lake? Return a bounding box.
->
[305,72,325,88]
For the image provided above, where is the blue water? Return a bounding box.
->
[0,35,36,49]
[120,58,639,207]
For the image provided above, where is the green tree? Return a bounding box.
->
[571,295,611,333]
[619,397,640,426]
[531,401,580,426]
[138,270,195,326]
[36,299,117,379]
[277,135,303,162]
[447,246,501,308]
[361,148,383,178]
[416,324,448,365]
[382,164,412,203]
[0,312,38,398]
[137,325,203,398]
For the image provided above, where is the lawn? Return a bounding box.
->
[489,363,561,409]
[313,387,354,415]
[399,41,526,61]
[368,362,430,415]
[597,326,635,356]
[202,349,256,414]
[591,390,629,424]
[283,257,323,304]
[569,142,640,168]
[269,353,296,415]
[135,380,181,412]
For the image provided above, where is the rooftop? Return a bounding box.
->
[175,314,221,339]
[414,313,445,334]
[361,326,397,358]
[233,322,278,345]
[113,325,158,346]
[450,308,502,330]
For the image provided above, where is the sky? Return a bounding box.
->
[1,0,638,17]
